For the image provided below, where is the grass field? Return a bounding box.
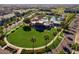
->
[7,26,58,48]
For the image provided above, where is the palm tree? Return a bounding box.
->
[23,18,31,26]
[61,21,68,29]
[16,17,20,22]
[44,35,49,53]
[23,18,30,23]
[71,43,79,51]
[61,14,75,30]
[7,19,12,30]
[48,16,51,20]
[0,26,4,40]
[31,36,36,54]
[4,22,8,35]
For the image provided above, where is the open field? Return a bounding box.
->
[7,26,58,48]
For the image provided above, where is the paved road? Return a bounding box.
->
[0,48,10,54]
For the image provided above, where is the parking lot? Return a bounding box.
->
[52,14,79,54]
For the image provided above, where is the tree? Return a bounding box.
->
[4,22,8,35]
[61,14,75,30]
[0,26,4,40]
[31,36,36,54]
[71,43,79,51]
[47,16,51,20]
[16,17,20,22]
[23,18,31,26]
[44,35,49,53]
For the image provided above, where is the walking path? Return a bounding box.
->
[16,49,23,54]
[4,29,63,50]
[2,45,8,50]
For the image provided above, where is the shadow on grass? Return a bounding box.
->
[23,26,31,31]
[33,24,49,32]
[35,29,44,32]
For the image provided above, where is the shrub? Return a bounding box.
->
[0,40,6,47]
[21,49,33,54]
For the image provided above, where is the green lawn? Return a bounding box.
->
[7,26,58,48]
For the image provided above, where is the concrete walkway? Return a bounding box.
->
[2,45,8,50]
[4,29,63,51]
[16,49,23,54]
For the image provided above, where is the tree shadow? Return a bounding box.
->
[63,47,71,54]
[23,26,31,31]
[46,26,51,30]
[33,25,46,32]
[67,37,73,41]
[32,23,52,32]
[35,29,44,32]
[64,31,73,35]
